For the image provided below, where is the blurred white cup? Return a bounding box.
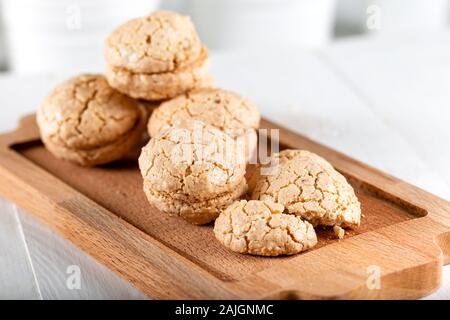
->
[185,0,337,50]
[363,0,449,33]
[159,0,188,13]
[335,0,368,35]
[2,0,160,74]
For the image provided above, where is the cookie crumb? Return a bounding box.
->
[333,225,345,239]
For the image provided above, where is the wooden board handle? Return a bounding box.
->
[436,231,450,265]
[2,115,41,147]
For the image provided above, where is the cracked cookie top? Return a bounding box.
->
[37,74,142,150]
[105,10,204,74]
[214,200,317,256]
[249,150,361,228]
[139,121,247,200]
[148,88,260,138]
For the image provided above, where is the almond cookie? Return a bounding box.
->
[148,88,260,161]
[37,74,148,166]
[214,200,317,256]
[249,150,361,231]
[105,11,212,100]
[139,121,247,224]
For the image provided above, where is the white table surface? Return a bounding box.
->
[0,33,449,299]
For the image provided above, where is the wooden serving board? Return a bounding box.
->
[0,115,449,299]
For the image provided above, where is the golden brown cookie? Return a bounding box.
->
[148,88,260,160]
[139,121,247,224]
[249,150,361,231]
[105,11,212,100]
[105,10,203,74]
[139,121,246,199]
[214,200,317,256]
[37,74,148,166]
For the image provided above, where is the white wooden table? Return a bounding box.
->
[1,33,450,299]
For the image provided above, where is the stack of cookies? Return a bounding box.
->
[37,10,213,166]
[138,121,247,225]
[35,10,362,258]
[138,87,262,225]
[104,10,212,101]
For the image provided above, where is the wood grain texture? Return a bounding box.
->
[17,207,147,300]
[0,115,449,299]
[1,41,450,299]
[0,197,41,299]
